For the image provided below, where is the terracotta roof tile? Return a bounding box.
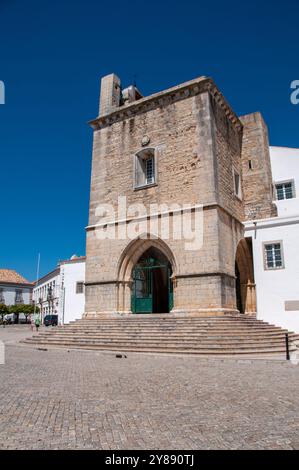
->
[0,269,32,285]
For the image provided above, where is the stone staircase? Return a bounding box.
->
[21,314,299,358]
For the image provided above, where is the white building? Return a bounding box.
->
[0,269,33,306]
[33,255,85,324]
[59,256,86,324]
[245,146,299,333]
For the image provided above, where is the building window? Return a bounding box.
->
[145,157,154,184]
[0,288,4,303]
[264,242,284,270]
[275,180,295,200]
[15,289,23,304]
[233,169,242,199]
[134,148,156,189]
[76,282,84,294]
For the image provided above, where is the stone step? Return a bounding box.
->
[63,324,274,330]
[23,315,298,357]
[47,327,293,336]
[25,339,295,351]
[37,331,297,340]
[22,339,291,355]
[56,320,289,326]
[54,321,288,329]
[64,325,282,332]
[73,318,267,325]
[77,315,264,320]
[32,340,296,349]
[35,329,297,339]
[74,317,259,322]
[26,335,295,348]
[64,316,278,323]
[73,313,251,323]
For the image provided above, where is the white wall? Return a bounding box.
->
[246,219,299,333]
[60,260,85,324]
[32,270,60,320]
[0,285,32,306]
[33,259,86,324]
[270,146,299,217]
[245,146,299,333]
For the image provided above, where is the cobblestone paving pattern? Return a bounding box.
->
[0,336,298,449]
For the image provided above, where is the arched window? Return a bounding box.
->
[134,148,156,189]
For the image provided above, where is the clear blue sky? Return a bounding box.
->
[0,0,298,280]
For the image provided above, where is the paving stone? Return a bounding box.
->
[0,333,298,449]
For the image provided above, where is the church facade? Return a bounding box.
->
[85,74,276,318]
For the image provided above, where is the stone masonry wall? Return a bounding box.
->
[240,112,277,220]
[210,93,244,223]
[85,77,245,316]
[88,91,217,227]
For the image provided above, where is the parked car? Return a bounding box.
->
[18,313,28,324]
[44,315,58,326]
[4,312,29,324]
[3,313,15,324]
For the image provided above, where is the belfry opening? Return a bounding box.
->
[131,247,173,314]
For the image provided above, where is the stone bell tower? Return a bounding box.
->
[85,73,248,317]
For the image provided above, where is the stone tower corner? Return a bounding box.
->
[240,111,277,221]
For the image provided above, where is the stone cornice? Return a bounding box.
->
[175,271,236,280]
[89,76,242,132]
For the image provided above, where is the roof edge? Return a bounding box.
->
[89,76,242,132]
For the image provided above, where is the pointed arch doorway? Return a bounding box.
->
[131,247,173,314]
[235,238,257,315]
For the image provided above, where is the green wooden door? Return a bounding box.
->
[131,267,153,313]
[131,257,173,314]
[168,267,174,311]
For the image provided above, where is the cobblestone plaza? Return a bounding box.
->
[0,327,298,450]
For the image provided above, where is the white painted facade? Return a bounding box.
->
[33,256,85,324]
[59,258,85,324]
[245,146,299,333]
[0,269,33,307]
[0,284,32,306]
[32,268,60,319]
